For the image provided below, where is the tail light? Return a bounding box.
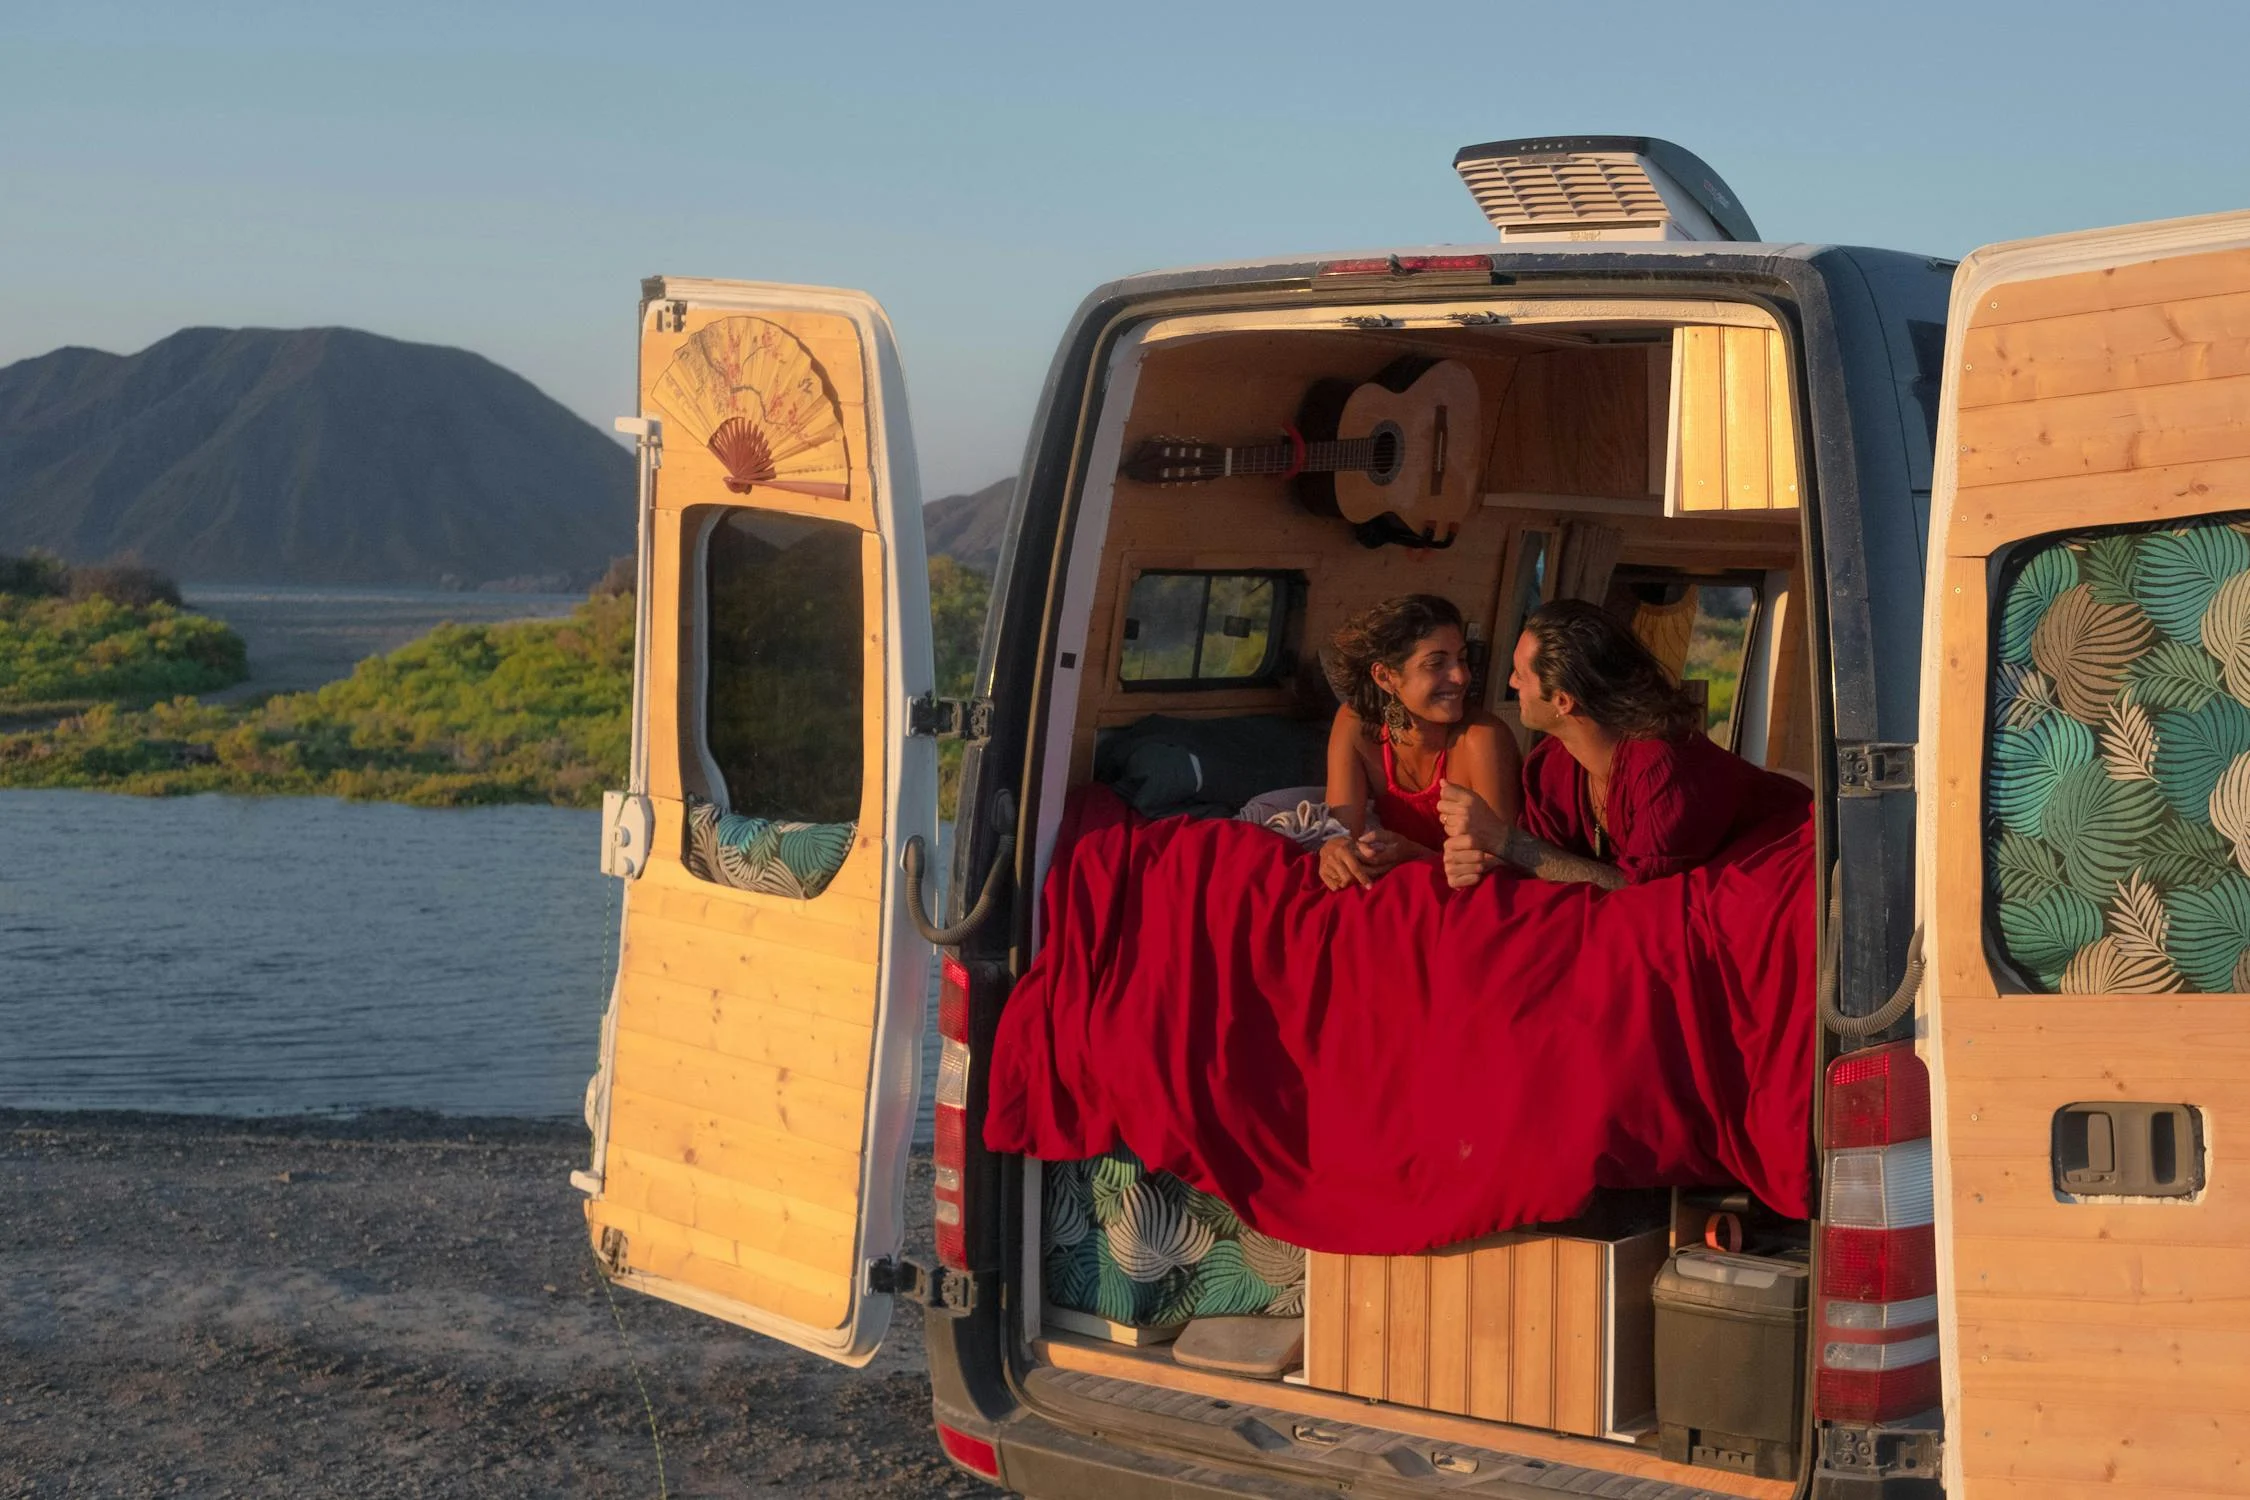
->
[1816,1042,1942,1422]
[1316,253,1496,278]
[932,956,972,1270]
[936,1422,1000,1480]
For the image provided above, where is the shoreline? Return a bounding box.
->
[3,1108,966,1498]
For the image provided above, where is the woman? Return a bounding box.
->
[1439,598,1809,890]
[1319,594,1519,891]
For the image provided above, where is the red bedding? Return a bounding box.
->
[984,785,1816,1256]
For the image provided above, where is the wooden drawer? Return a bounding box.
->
[1305,1228,1669,1439]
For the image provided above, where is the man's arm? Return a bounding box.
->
[1500,828,1627,891]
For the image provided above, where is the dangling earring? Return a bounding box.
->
[1381,689,1412,740]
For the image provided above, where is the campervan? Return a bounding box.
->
[575,136,2250,1498]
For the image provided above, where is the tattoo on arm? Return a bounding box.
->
[1501,829,1627,891]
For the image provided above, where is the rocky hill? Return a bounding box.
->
[0,327,631,588]
[923,477,1012,574]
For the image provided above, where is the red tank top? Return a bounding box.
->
[1373,728,1450,850]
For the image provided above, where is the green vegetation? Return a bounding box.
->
[0,593,630,806]
[930,555,992,815]
[0,550,994,814]
[0,552,247,714]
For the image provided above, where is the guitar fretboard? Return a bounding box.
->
[1217,437,1387,476]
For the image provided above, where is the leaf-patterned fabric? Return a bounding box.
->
[683,792,854,901]
[1042,1146,1304,1326]
[1987,516,2250,992]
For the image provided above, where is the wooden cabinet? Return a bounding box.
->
[1305,1227,1669,1439]
[1668,326,1802,514]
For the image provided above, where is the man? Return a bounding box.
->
[1439,599,1809,891]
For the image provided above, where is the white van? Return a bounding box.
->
[576,136,2250,1498]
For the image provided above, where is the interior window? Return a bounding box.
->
[701,508,864,822]
[1986,514,2250,994]
[1605,571,1763,747]
[1494,530,1554,703]
[1119,571,1288,689]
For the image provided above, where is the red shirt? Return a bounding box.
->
[1519,733,1811,884]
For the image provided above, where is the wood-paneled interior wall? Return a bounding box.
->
[1671,326,1802,514]
[1304,1230,1668,1437]
[1931,243,2250,1495]
[1072,331,1808,781]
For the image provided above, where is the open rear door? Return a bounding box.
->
[579,278,935,1365]
[1921,214,2250,1491]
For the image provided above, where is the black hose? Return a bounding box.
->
[1817,868,1924,1042]
[903,832,1014,947]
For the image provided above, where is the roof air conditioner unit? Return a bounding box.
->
[1453,135,1756,244]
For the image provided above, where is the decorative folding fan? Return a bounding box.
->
[650,317,850,500]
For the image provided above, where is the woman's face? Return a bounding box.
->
[1374,625,1472,724]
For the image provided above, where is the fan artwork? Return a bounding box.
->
[650,316,850,500]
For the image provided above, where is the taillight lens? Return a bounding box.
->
[1816,1042,1941,1424]
[1315,253,1496,277]
[935,1422,1000,1480]
[933,957,972,1270]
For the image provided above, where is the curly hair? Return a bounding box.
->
[1521,598,1704,741]
[1324,594,1465,738]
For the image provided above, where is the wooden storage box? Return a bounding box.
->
[1305,1227,1669,1439]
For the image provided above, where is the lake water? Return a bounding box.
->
[181,583,585,701]
[0,789,942,1139]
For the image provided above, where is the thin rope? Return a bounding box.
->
[593,1242,670,1499]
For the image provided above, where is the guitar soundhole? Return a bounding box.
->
[1367,422,1403,486]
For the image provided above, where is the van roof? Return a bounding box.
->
[1082,240,1848,303]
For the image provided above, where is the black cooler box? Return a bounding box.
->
[1652,1248,1809,1478]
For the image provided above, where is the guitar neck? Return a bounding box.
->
[1212,436,1387,478]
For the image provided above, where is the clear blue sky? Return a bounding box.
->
[4,1,2246,497]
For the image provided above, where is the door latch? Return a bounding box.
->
[2053,1102,2203,1197]
[865,1255,977,1316]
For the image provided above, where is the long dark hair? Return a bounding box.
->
[1521,598,1704,740]
[1324,594,1464,738]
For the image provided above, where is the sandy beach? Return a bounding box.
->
[0,1110,988,1499]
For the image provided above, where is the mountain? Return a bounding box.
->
[0,327,631,587]
[923,478,1012,574]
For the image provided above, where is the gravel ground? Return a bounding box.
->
[0,1110,996,1499]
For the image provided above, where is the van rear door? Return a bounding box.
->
[1921,214,2250,1491]
[578,278,936,1366]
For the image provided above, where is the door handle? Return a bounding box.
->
[2052,1103,2203,1198]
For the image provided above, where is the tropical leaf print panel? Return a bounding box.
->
[1040,1144,1304,1324]
[1987,515,2250,992]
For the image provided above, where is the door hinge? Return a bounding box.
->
[865,1255,977,1316]
[595,1226,630,1276]
[1836,741,1915,796]
[908,694,992,743]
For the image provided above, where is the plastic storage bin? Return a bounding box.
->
[1652,1248,1808,1479]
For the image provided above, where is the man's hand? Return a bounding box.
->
[1355,827,1411,871]
[1436,781,1506,854]
[1443,833,1501,890]
[1319,835,1376,890]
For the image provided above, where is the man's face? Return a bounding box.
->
[1511,631,1563,733]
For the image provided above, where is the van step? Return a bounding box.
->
[1026,1366,1745,1499]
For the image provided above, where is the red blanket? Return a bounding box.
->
[984,786,1816,1256]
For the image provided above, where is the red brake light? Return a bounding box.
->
[1315,253,1495,278]
[1826,1041,1930,1148]
[1821,1223,1937,1302]
[939,956,970,1045]
[936,1422,1000,1479]
[1816,1043,1941,1424]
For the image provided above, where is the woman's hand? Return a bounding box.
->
[1443,833,1501,890]
[1437,781,1507,853]
[1319,835,1376,890]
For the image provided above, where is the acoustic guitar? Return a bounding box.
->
[1119,358,1482,546]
